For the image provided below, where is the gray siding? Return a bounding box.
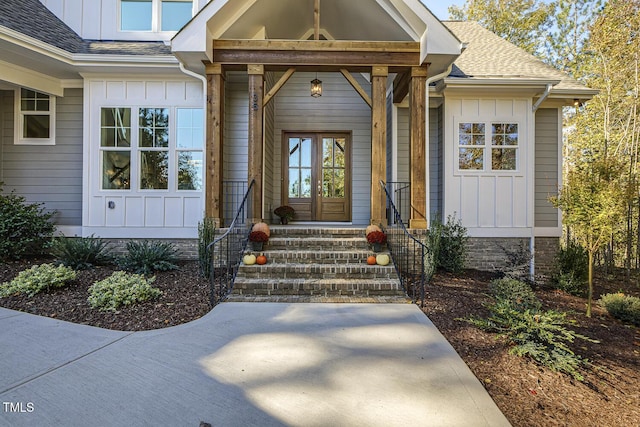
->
[273,72,372,224]
[429,106,443,221]
[0,88,83,227]
[396,108,409,183]
[535,108,560,228]
[224,73,249,183]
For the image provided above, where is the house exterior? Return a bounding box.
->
[0,0,596,273]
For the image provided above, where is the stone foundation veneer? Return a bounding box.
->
[104,239,199,261]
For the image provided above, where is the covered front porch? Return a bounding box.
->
[171,0,462,228]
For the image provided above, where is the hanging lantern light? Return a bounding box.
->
[310,74,322,97]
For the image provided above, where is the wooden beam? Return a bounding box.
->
[314,0,320,41]
[264,67,296,106]
[213,40,420,67]
[247,65,264,223]
[205,64,225,226]
[340,69,372,108]
[371,66,388,225]
[409,66,428,229]
[393,70,411,103]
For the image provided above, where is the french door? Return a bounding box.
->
[283,132,351,221]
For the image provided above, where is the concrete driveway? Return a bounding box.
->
[0,303,510,426]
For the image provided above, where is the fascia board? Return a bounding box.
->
[0,58,64,96]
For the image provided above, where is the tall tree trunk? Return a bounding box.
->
[587,249,594,318]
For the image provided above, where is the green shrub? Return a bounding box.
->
[464,299,597,381]
[599,293,640,326]
[88,271,162,311]
[500,242,532,283]
[0,185,56,260]
[489,278,541,311]
[117,240,179,275]
[198,217,216,278]
[423,222,442,284]
[0,264,76,297]
[552,241,588,296]
[436,214,468,273]
[51,235,113,270]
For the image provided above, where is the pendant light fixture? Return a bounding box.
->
[311,73,322,98]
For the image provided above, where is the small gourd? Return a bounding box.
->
[256,255,267,265]
[376,254,390,266]
[367,255,377,265]
[243,254,257,265]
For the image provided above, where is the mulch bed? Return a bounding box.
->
[1,259,639,426]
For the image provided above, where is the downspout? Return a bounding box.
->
[178,61,208,199]
[424,64,453,225]
[530,84,553,280]
[532,83,553,113]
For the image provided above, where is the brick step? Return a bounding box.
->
[266,227,366,238]
[263,237,373,251]
[232,278,405,296]
[237,262,396,280]
[248,250,387,264]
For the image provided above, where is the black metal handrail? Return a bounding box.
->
[207,179,255,305]
[386,181,411,226]
[381,181,428,307]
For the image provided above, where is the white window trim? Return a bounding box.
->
[14,89,56,146]
[456,120,520,174]
[118,0,194,34]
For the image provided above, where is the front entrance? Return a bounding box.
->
[282,132,351,221]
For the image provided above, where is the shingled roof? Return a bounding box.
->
[0,0,171,56]
[443,21,589,92]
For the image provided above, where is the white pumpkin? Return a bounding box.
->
[376,254,390,266]
[243,254,257,265]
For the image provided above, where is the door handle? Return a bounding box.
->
[317,180,322,196]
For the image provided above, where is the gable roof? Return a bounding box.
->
[443,21,596,98]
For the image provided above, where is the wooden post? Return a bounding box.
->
[409,66,428,229]
[371,66,387,226]
[205,63,225,226]
[247,64,264,223]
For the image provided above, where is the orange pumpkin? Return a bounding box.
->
[366,255,377,265]
[256,255,267,265]
[365,224,382,236]
[252,222,270,237]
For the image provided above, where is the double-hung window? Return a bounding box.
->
[100,107,203,191]
[458,122,519,171]
[16,88,55,145]
[120,0,193,32]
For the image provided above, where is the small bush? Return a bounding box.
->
[552,241,588,296]
[599,293,640,326]
[198,218,216,278]
[423,224,442,284]
[88,271,161,311]
[0,185,56,260]
[248,231,269,243]
[436,214,468,273]
[500,242,532,283]
[464,299,596,381]
[0,264,76,297]
[118,240,179,275]
[489,278,541,311]
[52,235,113,270]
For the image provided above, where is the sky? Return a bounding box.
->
[422,0,467,20]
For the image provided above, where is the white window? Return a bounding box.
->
[120,0,193,32]
[15,88,55,145]
[458,122,518,171]
[100,107,203,191]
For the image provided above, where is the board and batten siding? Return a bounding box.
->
[444,98,533,237]
[84,77,204,238]
[273,71,372,224]
[0,88,83,230]
[534,108,560,231]
[39,0,209,41]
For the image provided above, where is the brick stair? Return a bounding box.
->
[230,227,405,298]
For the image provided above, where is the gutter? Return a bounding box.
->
[532,83,553,112]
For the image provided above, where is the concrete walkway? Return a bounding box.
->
[0,303,510,427]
